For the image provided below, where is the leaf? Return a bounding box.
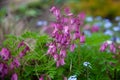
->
[21,31,39,39]
[86,33,110,46]
[25,9,38,17]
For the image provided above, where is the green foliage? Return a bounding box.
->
[2,31,120,80]
[86,33,110,45]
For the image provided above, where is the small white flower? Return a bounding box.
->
[68,75,77,80]
[83,62,92,68]
[106,40,113,45]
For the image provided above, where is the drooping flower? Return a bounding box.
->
[0,48,11,60]
[100,42,108,52]
[19,51,26,58]
[91,25,99,33]
[59,58,65,66]
[78,12,86,25]
[64,77,67,80]
[50,6,61,19]
[73,31,80,40]
[56,58,65,67]
[64,7,73,16]
[24,46,30,52]
[70,44,76,52]
[100,40,117,53]
[78,12,86,21]
[60,49,66,58]
[56,60,60,67]
[0,63,8,78]
[80,33,85,43]
[39,75,44,80]
[10,58,20,69]
[110,43,116,53]
[17,40,25,48]
[53,53,59,61]
[18,44,30,58]
[47,42,57,55]
[11,73,18,80]
[0,63,4,72]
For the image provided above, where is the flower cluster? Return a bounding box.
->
[100,40,116,53]
[0,41,30,80]
[47,6,85,67]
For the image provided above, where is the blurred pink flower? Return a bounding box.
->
[70,44,76,52]
[11,73,18,80]
[10,58,20,69]
[0,48,11,60]
[110,43,116,53]
[80,33,85,43]
[91,25,99,33]
[100,42,108,52]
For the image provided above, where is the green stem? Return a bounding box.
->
[114,68,117,80]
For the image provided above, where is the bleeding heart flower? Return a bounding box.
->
[0,48,11,61]
[11,73,18,80]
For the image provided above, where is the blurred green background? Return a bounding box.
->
[0,0,120,45]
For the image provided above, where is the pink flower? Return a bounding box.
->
[110,43,116,53]
[19,46,30,58]
[11,73,18,80]
[70,18,76,24]
[73,31,80,40]
[61,36,67,45]
[64,77,67,80]
[60,58,65,66]
[78,12,86,21]
[47,43,57,55]
[53,53,59,61]
[10,58,20,69]
[17,40,25,48]
[0,63,8,78]
[80,33,85,43]
[24,46,30,52]
[50,6,61,19]
[91,25,99,33]
[0,63,4,72]
[61,17,68,24]
[39,75,44,80]
[0,48,11,60]
[64,7,73,16]
[70,44,76,52]
[56,58,65,67]
[19,51,25,58]
[100,42,108,52]
[47,6,86,67]
[56,60,60,67]
[60,49,66,58]
[64,26,69,34]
